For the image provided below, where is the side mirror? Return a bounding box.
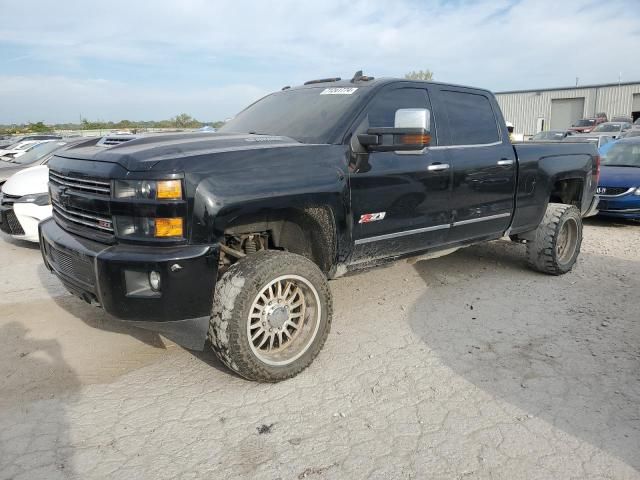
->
[357,108,432,152]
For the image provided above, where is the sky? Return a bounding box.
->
[1,0,639,124]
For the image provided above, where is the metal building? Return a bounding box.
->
[495,81,640,136]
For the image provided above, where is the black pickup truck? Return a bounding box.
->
[40,74,599,381]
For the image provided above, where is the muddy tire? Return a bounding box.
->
[526,203,582,275]
[208,250,332,382]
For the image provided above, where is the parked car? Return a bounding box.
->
[596,137,640,219]
[0,134,61,149]
[0,165,50,242]
[1,140,74,186]
[619,129,640,139]
[39,74,599,381]
[589,122,632,138]
[0,138,92,241]
[530,130,572,141]
[611,115,633,123]
[0,139,57,161]
[568,117,606,133]
[563,134,615,150]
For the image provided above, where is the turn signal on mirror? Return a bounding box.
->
[400,134,431,145]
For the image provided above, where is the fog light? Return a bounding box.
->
[149,271,161,291]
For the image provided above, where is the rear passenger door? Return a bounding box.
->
[435,88,516,242]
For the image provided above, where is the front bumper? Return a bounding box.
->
[39,218,219,324]
[1,203,51,242]
[597,195,640,219]
[583,195,600,218]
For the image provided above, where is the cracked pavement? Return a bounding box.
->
[1,218,639,479]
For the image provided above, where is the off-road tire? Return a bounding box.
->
[208,250,332,382]
[526,203,582,275]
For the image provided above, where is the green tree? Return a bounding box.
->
[172,113,201,129]
[404,70,434,81]
[27,121,53,133]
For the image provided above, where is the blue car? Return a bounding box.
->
[596,137,640,219]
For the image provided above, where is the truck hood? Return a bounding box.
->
[54,132,308,172]
[1,164,49,197]
[599,165,640,188]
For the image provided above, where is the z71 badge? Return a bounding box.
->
[359,212,386,224]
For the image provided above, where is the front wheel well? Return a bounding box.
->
[221,207,337,275]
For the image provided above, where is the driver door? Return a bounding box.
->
[349,86,452,262]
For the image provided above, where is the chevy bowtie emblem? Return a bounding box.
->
[59,187,71,207]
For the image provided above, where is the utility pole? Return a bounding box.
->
[575,77,579,87]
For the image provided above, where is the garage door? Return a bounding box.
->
[550,98,585,130]
[633,94,640,122]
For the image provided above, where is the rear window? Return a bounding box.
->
[441,91,500,145]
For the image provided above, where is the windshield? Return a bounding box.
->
[10,141,66,164]
[601,142,640,167]
[218,87,369,143]
[573,119,595,127]
[593,123,621,132]
[533,131,565,140]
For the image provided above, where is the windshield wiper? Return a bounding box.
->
[602,164,639,168]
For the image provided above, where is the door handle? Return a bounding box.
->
[497,159,514,166]
[427,163,450,171]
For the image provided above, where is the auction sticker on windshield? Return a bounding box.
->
[320,87,358,95]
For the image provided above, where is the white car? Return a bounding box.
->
[0,164,50,242]
[0,139,54,161]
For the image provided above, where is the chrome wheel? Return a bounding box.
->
[556,217,578,264]
[247,274,321,366]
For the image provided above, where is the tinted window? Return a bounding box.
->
[366,88,433,133]
[601,142,640,167]
[441,91,500,145]
[218,87,369,144]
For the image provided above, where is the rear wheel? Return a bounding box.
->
[208,250,331,381]
[526,203,582,275]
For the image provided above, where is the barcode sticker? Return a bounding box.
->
[320,87,358,95]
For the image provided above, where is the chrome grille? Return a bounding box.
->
[49,171,111,196]
[52,202,113,233]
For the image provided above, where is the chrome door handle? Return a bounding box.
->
[497,159,514,166]
[427,163,450,171]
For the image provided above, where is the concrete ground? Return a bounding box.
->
[1,218,639,480]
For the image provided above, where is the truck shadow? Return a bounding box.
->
[0,321,79,477]
[408,241,640,470]
[36,264,167,349]
[35,264,236,377]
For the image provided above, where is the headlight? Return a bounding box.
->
[114,216,184,239]
[634,187,640,196]
[113,180,183,200]
[16,193,50,206]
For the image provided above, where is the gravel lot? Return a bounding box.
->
[1,218,639,480]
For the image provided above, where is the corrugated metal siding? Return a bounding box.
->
[495,83,640,135]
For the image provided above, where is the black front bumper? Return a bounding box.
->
[39,218,219,323]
